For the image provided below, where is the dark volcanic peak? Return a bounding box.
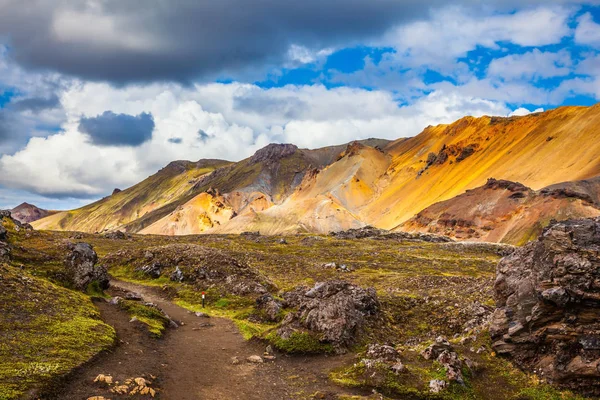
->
[249,143,298,165]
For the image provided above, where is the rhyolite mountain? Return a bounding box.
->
[10,203,52,224]
[32,104,600,244]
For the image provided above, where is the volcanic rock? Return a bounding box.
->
[490,217,600,395]
[277,280,379,352]
[64,243,109,291]
[255,293,282,322]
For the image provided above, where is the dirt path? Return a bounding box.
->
[48,280,365,400]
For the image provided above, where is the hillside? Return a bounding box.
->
[401,177,600,244]
[33,159,232,233]
[10,202,52,224]
[32,104,600,241]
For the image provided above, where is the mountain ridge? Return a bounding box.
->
[32,104,600,244]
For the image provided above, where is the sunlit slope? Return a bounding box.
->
[32,159,231,233]
[125,140,391,234]
[401,177,600,245]
[367,105,600,229]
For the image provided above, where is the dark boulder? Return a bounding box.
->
[64,243,109,291]
[490,217,600,395]
[277,280,379,353]
[103,230,128,240]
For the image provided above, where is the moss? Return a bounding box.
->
[117,300,170,338]
[0,264,115,399]
[266,331,334,354]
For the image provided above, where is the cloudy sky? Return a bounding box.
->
[0,0,599,210]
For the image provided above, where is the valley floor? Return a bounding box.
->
[51,280,363,400]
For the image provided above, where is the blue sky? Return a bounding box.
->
[0,1,599,210]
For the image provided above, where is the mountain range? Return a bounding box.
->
[31,104,600,245]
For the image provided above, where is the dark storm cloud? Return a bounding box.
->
[78,111,155,147]
[0,0,583,84]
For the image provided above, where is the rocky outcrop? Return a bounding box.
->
[249,143,298,165]
[331,226,452,243]
[103,230,128,240]
[491,217,600,395]
[0,223,10,262]
[64,243,109,291]
[277,280,379,353]
[104,244,274,296]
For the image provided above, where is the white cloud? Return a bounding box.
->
[0,81,512,198]
[381,6,573,73]
[487,49,572,81]
[575,12,600,48]
[287,45,334,65]
[509,107,544,116]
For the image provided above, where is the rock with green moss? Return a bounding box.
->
[64,242,109,291]
[275,280,379,353]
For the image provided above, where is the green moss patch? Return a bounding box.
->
[266,331,334,354]
[117,299,171,337]
[0,264,115,399]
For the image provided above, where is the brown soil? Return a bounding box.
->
[46,280,366,400]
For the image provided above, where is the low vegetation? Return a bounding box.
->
[0,264,115,399]
[3,222,592,399]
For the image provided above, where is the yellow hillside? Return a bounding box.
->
[33,160,230,233]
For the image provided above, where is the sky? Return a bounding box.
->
[0,0,599,210]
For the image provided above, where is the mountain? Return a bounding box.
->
[32,159,231,233]
[32,104,600,243]
[10,202,51,224]
[401,177,600,245]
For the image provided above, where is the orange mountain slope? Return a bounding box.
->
[401,177,600,245]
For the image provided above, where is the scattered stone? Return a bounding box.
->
[421,336,452,360]
[231,356,240,365]
[125,292,142,301]
[194,312,210,318]
[491,217,600,395]
[429,379,448,393]
[437,350,464,384]
[108,296,122,305]
[265,345,274,355]
[138,262,162,279]
[170,266,184,282]
[278,238,287,244]
[247,355,264,363]
[277,280,379,353]
[263,355,276,361]
[130,317,138,323]
[93,374,113,385]
[64,243,109,291]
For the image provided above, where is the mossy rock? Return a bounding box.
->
[266,331,334,354]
